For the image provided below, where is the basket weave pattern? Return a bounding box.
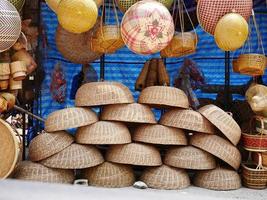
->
[241,133,267,152]
[242,163,267,189]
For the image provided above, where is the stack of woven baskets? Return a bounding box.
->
[15,82,243,190]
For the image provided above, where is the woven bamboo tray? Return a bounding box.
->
[101,103,156,124]
[106,143,162,166]
[164,146,216,170]
[133,124,187,145]
[242,163,267,189]
[76,121,131,145]
[241,132,267,152]
[13,161,75,184]
[194,168,241,191]
[0,63,10,80]
[45,107,98,132]
[160,109,215,134]
[190,133,241,170]
[140,165,190,190]
[40,144,104,169]
[138,86,189,109]
[198,104,241,145]
[75,82,134,107]
[29,131,74,162]
[83,162,135,188]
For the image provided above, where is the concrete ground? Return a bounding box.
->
[0,180,266,200]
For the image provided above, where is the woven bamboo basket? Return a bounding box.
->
[164,146,216,170]
[76,121,131,145]
[198,104,241,146]
[83,162,135,188]
[13,161,75,184]
[40,143,104,169]
[0,63,10,80]
[9,78,22,90]
[160,32,197,58]
[75,82,134,107]
[0,118,21,178]
[10,61,27,81]
[106,143,162,166]
[255,116,267,135]
[133,124,187,145]
[160,109,215,134]
[1,92,16,110]
[29,131,74,162]
[101,103,156,124]
[91,25,125,54]
[140,165,190,190]
[233,54,266,76]
[190,133,241,170]
[0,97,8,112]
[138,86,189,109]
[241,132,267,152]
[242,163,267,189]
[45,107,98,132]
[194,168,241,191]
[252,152,267,168]
[116,0,138,13]
[0,80,9,90]
[56,24,102,64]
[7,0,25,12]
[197,0,252,35]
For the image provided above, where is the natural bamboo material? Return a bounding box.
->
[9,78,22,90]
[0,97,8,112]
[8,0,25,12]
[1,93,16,110]
[135,60,150,91]
[10,61,27,81]
[145,58,158,87]
[0,63,10,80]
[242,163,267,189]
[164,146,216,170]
[29,131,74,162]
[0,80,9,90]
[45,107,98,132]
[83,162,135,188]
[241,132,267,152]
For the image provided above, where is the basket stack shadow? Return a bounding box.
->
[14,81,243,190]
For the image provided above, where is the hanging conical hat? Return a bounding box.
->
[160,109,215,134]
[106,143,162,166]
[83,162,135,188]
[194,168,241,191]
[76,121,131,145]
[13,161,75,184]
[138,86,189,109]
[75,82,134,107]
[164,146,216,170]
[140,165,190,190]
[29,131,74,162]
[101,103,156,124]
[198,104,241,145]
[40,144,104,169]
[45,107,98,132]
[190,133,241,170]
[133,124,187,145]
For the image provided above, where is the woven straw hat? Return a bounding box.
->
[133,124,187,145]
[29,131,74,162]
[164,146,216,170]
[75,82,134,107]
[45,107,98,132]
[198,104,241,145]
[160,109,215,134]
[40,144,104,169]
[101,103,156,124]
[140,165,190,190]
[106,143,162,166]
[194,168,241,191]
[138,86,189,109]
[190,133,241,170]
[13,161,75,184]
[83,162,135,188]
[76,121,131,145]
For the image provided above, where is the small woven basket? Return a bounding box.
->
[138,86,189,109]
[40,143,104,169]
[194,168,241,191]
[83,162,135,188]
[101,103,157,124]
[133,124,187,145]
[0,63,10,80]
[160,109,215,134]
[76,121,131,145]
[140,165,190,190]
[10,61,27,81]
[106,143,162,166]
[29,131,74,162]
[0,80,9,90]
[252,152,267,168]
[164,146,216,170]
[190,133,241,170]
[45,107,98,132]
[9,78,22,90]
[0,97,8,112]
[13,161,75,184]
[241,132,267,152]
[75,82,134,107]
[255,116,267,135]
